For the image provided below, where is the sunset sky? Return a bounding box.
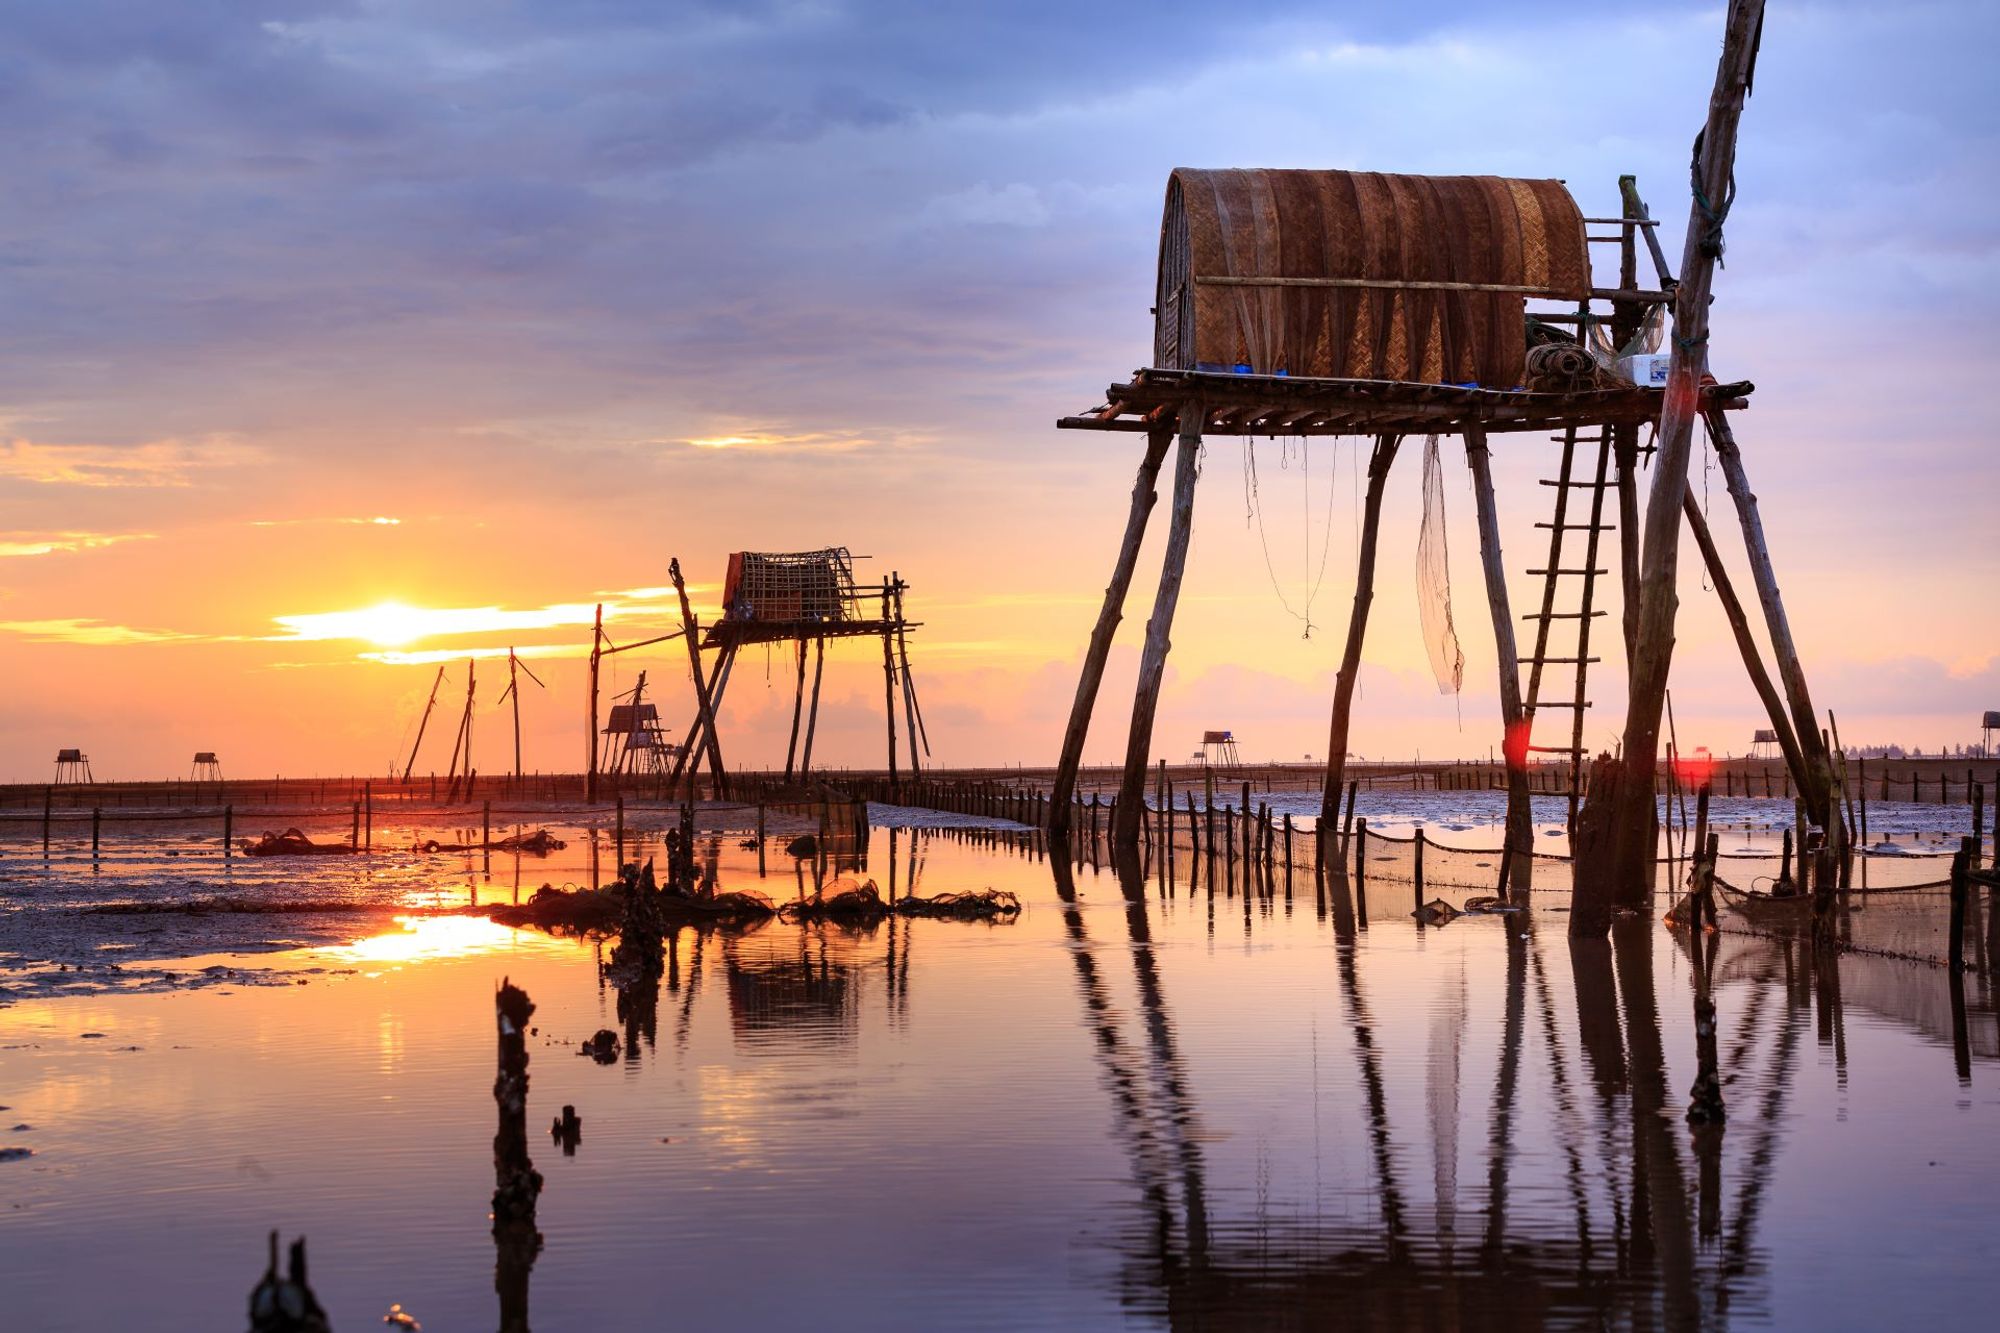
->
[2,1,1994,782]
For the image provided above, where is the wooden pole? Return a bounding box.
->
[784,638,807,780]
[1705,405,1833,830]
[509,649,522,783]
[880,583,899,797]
[669,558,729,800]
[1413,826,1427,917]
[1318,434,1401,829]
[1683,492,1810,793]
[1578,0,1768,921]
[894,575,922,775]
[1052,427,1173,833]
[1465,424,1535,898]
[1114,408,1202,848]
[403,663,446,783]
[586,605,603,804]
[800,636,826,778]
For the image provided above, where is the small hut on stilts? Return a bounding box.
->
[1049,0,1830,918]
[659,548,928,799]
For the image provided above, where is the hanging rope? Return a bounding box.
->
[1243,436,1342,638]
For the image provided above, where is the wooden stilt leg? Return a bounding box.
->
[800,636,825,777]
[1704,406,1834,828]
[881,589,899,796]
[784,637,807,780]
[1053,427,1173,834]
[1114,410,1202,848]
[670,558,729,800]
[1682,491,1811,794]
[1318,434,1400,839]
[894,576,922,775]
[1465,426,1535,898]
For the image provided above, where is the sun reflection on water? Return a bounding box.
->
[329,914,540,966]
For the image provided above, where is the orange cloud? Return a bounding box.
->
[0,617,195,645]
[0,437,257,487]
[0,531,154,558]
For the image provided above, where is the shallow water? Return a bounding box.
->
[2,808,1997,1330]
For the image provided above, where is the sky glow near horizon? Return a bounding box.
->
[1,1,1996,779]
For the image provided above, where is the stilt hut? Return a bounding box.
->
[1048,1,1825,913]
[660,548,926,798]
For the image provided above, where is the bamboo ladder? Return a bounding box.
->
[1521,423,1613,826]
[1519,208,1660,825]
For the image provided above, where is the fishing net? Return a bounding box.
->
[1417,436,1464,695]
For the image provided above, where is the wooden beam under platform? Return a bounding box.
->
[1058,368,1752,439]
[701,617,921,649]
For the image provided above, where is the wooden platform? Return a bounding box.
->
[700,618,917,650]
[1058,368,1753,437]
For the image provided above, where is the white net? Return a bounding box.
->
[1417,435,1464,695]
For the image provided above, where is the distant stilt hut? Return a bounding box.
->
[648,548,926,799]
[54,748,93,785]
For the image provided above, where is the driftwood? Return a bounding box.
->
[417,829,566,855]
[239,828,355,857]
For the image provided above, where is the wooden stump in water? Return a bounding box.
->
[248,1233,331,1333]
[492,979,543,1229]
[1568,752,1625,938]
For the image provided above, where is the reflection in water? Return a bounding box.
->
[21,818,1994,1328]
[1046,845,1989,1328]
[423,828,1997,1329]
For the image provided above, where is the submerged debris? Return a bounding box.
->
[1412,898,1461,926]
[239,829,355,857]
[779,879,1022,926]
[785,834,819,859]
[550,1104,581,1155]
[416,830,566,855]
[578,1029,619,1063]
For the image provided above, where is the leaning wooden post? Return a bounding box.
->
[1114,407,1203,848]
[1576,0,1768,925]
[784,638,808,780]
[1683,492,1811,795]
[1465,424,1535,898]
[1319,434,1400,830]
[669,557,729,800]
[799,635,826,778]
[224,804,234,858]
[1052,426,1173,835]
[1704,405,1833,830]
